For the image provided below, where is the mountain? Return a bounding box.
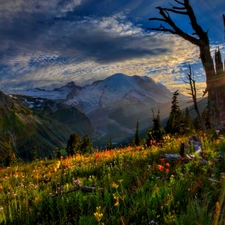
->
[12,94,95,137]
[25,81,82,101]
[0,91,95,163]
[65,73,175,114]
[19,73,190,146]
[22,74,174,112]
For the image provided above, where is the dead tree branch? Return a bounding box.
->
[51,183,104,198]
[186,64,206,130]
[148,0,208,46]
[148,0,217,126]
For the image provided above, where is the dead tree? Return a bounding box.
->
[223,14,225,41]
[184,64,206,130]
[51,183,104,197]
[149,0,225,127]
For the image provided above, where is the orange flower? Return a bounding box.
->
[165,163,170,168]
[158,165,164,171]
[166,169,170,173]
[160,158,165,165]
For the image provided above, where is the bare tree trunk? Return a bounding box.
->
[148,0,224,127]
[199,44,216,93]
[185,64,206,130]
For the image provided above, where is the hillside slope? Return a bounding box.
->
[0,91,95,162]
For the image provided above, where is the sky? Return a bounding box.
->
[0,0,225,96]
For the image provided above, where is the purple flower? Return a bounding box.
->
[74,179,81,184]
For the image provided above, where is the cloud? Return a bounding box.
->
[0,0,224,95]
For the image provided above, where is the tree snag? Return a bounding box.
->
[184,64,206,130]
[149,0,225,127]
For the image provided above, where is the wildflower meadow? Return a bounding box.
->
[0,134,224,225]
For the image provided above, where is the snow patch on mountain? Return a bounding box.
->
[24,81,81,101]
[65,73,172,113]
[19,73,174,114]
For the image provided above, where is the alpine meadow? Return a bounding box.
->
[0,0,225,224]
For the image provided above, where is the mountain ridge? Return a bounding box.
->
[11,73,191,146]
[0,91,96,163]
[20,73,181,114]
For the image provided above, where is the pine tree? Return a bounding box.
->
[147,110,165,146]
[165,90,183,135]
[32,145,38,161]
[66,133,81,156]
[134,120,141,146]
[80,135,93,154]
[182,108,194,134]
[56,146,61,159]
[107,138,112,150]
[5,141,15,166]
[201,108,211,129]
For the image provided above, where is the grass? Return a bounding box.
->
[0,134,224,225]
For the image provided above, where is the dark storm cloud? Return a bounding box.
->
[0,0,171,67]
[0,0,224,94]
[0,0,223,64]
[42,17,171,63]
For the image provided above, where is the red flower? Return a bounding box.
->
[160,158,165,165]
[165,168,170,173]
[158,165,164,171]
[165,163,170,168]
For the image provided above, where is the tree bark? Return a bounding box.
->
[149,0,224,127]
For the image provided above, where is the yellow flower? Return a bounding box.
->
[118,179,123,183]
[94,206,103,222]
[113,193,119,206]
[111,182,119,189]
[114,201,119,206]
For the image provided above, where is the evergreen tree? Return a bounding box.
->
[182,108,194,134]
[193,117,201,131]
[107,138,112,150]
[56,146,61,159]
[193,107,211,131]
[134,120,141,146]
[201,108,211,129]
[147,110,165,146]
[32,145,38,161]
[80,135,93,154]
[66,133,81,156]
[165,90,183,135]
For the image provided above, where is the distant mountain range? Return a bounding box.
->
[15,73,191,146]
[24,73,174,112]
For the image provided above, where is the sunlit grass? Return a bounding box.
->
[0,134,224,224]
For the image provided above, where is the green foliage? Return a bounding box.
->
[32,145,38,161]
[165,90,183,135]
[193,107,211,131]
[147,110,165,145]
[0,95,95,161]
[55,146,61,159]
[66,133,81,156]
[66,133,93,155]
[201,108,211,129]
[0,135,224,224]
[107,138,112,150]
[182,108,194,134]
[80,135,93,154]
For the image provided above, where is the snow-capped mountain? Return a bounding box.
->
[66,73,173,114]
[22,73,173,114]
[25,81,82,101]
[19,73,190,146]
